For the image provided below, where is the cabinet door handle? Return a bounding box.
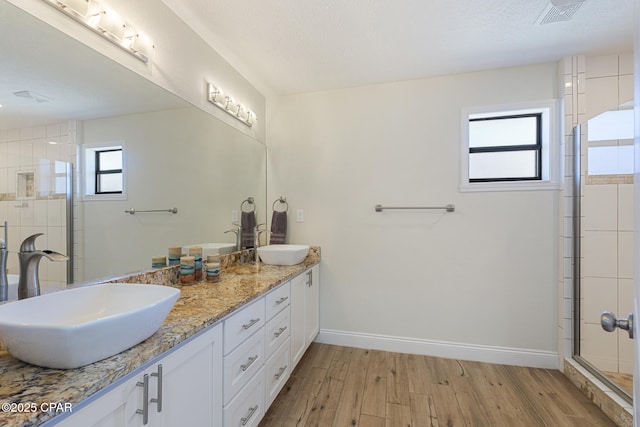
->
[241,405,259,426]
[275,296,288,305]
[242,318,260,330]
[273,326,287,338]
[306,270,312,287]
[150,364,163,413]
[240,355,259,372]
[136,374,150,425]
[274,365,288,380]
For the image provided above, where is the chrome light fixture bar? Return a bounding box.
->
[41,0,154,63]
[207,83,257,128]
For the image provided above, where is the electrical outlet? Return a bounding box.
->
[296,209,304,222]
[231,210,239,223]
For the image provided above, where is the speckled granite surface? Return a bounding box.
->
[0,247,320,427]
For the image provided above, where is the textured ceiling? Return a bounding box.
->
[161,0,634,95]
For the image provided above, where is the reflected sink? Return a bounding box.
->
[0,283,180,369]
[257,244,310,266]
[183,242,236,257]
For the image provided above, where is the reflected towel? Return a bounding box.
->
[241,211,256,248]
[270,211,287,244]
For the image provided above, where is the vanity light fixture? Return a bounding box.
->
[207,83,257,127]
[41,0,155,63]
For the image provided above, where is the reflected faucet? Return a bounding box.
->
[18,233,69,300]
[224,223,242,251]
[254,223,266,263]
[0,221,8,302]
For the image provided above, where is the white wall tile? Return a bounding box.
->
[586,54,619,79]
[582,230,617,277]
[581,277,617,323]
[585,76,620,119]
[619,74,633,106]
[619,53,634,75]
[582,184,617,231]
[618,184,634,231]
[618,231,634,279]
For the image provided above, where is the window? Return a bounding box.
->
[82,142,126,200]
[461,101,558,192]
[95,149,123,194]
[469,113,542,181]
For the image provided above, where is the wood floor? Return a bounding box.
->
[260,343,616,427]
[603,371,633,396]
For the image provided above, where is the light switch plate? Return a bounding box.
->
[296,209,304,222]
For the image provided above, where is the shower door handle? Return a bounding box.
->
[601,311,634,339]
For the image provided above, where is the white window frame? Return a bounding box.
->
[460,100,560,192]
[81,141,127,201]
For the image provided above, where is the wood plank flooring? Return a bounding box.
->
[260,343,617,427]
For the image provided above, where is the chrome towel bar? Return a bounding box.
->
[375,204,455,213]
[125,208,178,215]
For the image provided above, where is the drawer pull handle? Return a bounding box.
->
[242,318,260,330]
[136,374,149,425]
[275,296,288,305]
[241,355,259,372]
[241,404,259,425]
[274,365,288,380]
[273,326,287,338]
[150,364,163,413]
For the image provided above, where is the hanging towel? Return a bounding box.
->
[270,210,287,244]
[241,211,256,248]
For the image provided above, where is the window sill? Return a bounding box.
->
[82,193,127,201]
[460,181,561,192]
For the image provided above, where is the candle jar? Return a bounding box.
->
[180,255,196,284]
[168,246,182,266]
[151,255,167,269]
[189,246,203,281]
[205,253,221,283]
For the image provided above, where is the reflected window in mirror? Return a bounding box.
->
[95,149,123,194]
[82,142,127,200]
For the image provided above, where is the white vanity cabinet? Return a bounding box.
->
[54,323,223,427]
[50,264,319,427]
[291,265,320,369]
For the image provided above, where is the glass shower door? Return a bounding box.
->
[573,107,634,399]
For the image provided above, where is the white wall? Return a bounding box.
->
[81,108,265,281]
[268,63,561,367]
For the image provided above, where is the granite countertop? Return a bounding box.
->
[0,247,320,427]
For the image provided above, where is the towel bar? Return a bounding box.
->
[374,204,455,213]
[125,208,178,215]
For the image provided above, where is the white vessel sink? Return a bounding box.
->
[257,244,310,266]
[183,242,236,256]
[0,283,180,369]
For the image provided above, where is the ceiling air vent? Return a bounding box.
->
[537,0,586,24]
[13,90,53,103]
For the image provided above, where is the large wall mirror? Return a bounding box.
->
[0,0,267,289]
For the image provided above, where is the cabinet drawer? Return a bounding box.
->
[264,338,291,408]
[265,281,290,321]
[264,305,290,359]
[223,367,265,427]
[224,298,265,355]
[223,326,265,405]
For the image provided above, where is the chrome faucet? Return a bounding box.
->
[0,221,8,302]
[254,223,266,263]
[224,223,242,251]
[18,233,69,300]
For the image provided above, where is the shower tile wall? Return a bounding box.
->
[0,122,77,292]
[560,53,634,375]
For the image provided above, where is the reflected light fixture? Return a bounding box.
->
[41,0,154,63]
[207,83,257,127]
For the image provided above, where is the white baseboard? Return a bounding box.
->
[315,329,559,369]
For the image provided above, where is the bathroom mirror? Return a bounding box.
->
[0,0,267,285]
